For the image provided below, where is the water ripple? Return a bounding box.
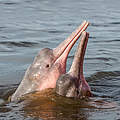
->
[93,39,120,43]
[91,23,109,27]
[86,57,117,62]
[109,22,120,25]
[0,41,38,47]
[0,0,20,5]
[87,71,120,82]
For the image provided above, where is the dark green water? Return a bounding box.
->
[0,0,120,119]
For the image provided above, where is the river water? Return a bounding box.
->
[0,0,120,119]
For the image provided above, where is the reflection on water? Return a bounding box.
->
[21,90,117,120]
[0,89,118,120]
[0,0,120,119]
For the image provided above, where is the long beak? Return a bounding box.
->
[53,21,89,72]
[79,32,89,79]
[69,32,89,79]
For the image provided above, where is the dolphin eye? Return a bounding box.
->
[46,64,49,68]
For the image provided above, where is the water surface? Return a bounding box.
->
[0,0,120,119]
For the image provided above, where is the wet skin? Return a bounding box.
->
[11,21,89,101]
[56,31,92,98]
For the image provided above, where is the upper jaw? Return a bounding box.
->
[53,21,89,67]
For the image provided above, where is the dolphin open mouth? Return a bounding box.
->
[53,21,89,70]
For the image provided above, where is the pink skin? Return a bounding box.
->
[11,21,89,101]
[79,32,92,97]
[56,32,92,98]
[37,21,89,91]
[69,32,91,97]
